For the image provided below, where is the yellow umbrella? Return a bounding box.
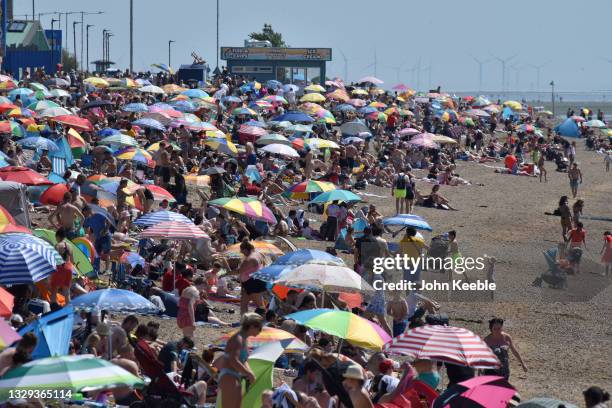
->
[204,138,238,156]
[83,77,109,88]
[162,84,188,94]
[304,84,326,93]
[300,93,326,103]
[351,89,368,96]
[305,138,339,149]
[503,100,522,111]
[431,135,458,144]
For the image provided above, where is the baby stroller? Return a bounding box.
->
[533,247,568,289]
[426,234,449,273]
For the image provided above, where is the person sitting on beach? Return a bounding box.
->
[422,184,457,210]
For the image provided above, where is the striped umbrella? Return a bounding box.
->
[209,197,276,224]
[383,325,501,369]
[223,241,284,258]
[252,249,344,282]
[232,107,257,116]
[284,180,336,200]
[137,221,209,240]
[0,233,62,285]
[134,210,194,227]
[16,136,59,152]
[203,138,238,156]
[0,354,144,400]
[146,141,181,152]
[213,327,307,352]
[0,317,20,350]
[99,134,139,147]
[71,288,159,313]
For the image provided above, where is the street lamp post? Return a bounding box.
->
[130,0,134,73]
[102,29,108,70]
[51,18,59,72]
[73,21,81,71]
[80,12,103,75]
[216,0,219,71]
[168,40,175,67]
[550,80,555,117]
[86,24,94,73]
[107,33,114,68]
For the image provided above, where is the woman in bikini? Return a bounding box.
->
[215,313,262,408]
[484,318,527,380]
[50,228,74,305]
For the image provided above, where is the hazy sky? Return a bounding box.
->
[14,0,612,91]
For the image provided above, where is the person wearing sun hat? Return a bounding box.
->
[342,364,373,408]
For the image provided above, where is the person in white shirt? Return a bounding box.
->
[325,201,340,241]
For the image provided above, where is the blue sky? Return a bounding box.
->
[14,0,612,91]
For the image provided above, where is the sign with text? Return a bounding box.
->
[221,47,332,61]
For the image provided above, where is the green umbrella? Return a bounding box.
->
[29,82,49,92]
[0,355,144,401]
[308,189,361,204]
[33,229,92,277]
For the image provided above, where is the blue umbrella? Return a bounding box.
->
[272,110,314,123]
[170,100,196,112]
[336,104,356,112]
[223,96,242,104]
[89,204,116,227]
[244,120,267,128]
[123,103,149,113]
[71,288,159,313]
[382,214,432,231]
[0,233,62,285]
[16,136,59,152]
[358,106,378,115]
[132,118,166,131]
[0,151,10,168]
[8,88,34,100]
[133,210,194,227]
[181,89,208,99]
[341,136,365,145]
[150,102,174,110]
[283,84,299,93]
[266,80,282,89]
[308,189,361,204]
[98,127,121,137]
[252,249,345,282]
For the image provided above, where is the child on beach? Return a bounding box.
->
[600,231,612,276]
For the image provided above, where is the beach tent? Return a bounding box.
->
[18,305,74,359]
[0,181,31,227]
[554,118,580,137]
[48,136,75,174]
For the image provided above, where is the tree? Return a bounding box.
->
[249,24,286,47]
[61,49,77,72]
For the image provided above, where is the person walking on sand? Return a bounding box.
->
[605,149,612,172]
[568,162,583,198]
[484,318,527,380]
[537,148,547,182]
[558,196,573,238]
[599,231,612,276]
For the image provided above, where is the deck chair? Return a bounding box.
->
[133,339,193,408]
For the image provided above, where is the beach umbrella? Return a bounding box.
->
[0,166,52,186]
[0,80,17,90]
[114,147,155,167]
[326,89,350,102]
[8,88,34,99]
[39,184,69,206]
[139,85,165,94]
[137,221,209,240]
[409,134,439,149]
[383,214,433,231]
[209,197,276,224]
[72,288,158,313]
[204,138,238,156]
[45,77,70,87]
[0,354,144,400]
[284,180,336,200]
[265,80,283,89]
[252,249,344,282]
[516,398,578,408]
[286,124,313,133]
[239,124,267,138]
[275,264,373,294]
[347,98,367,106]
[369,101,387,109]
[341,136,365,145]
[16,136,59,152]
[27,100,59,111]
[0,103,17,113]
[286,309,391,350]
[263,95,288,104]
[255,133,292,146]
[33,229,93,277]
[399,127,421,137]
[0,205,30,235]
[223,95,242,104]
[0,233,62,285]
[0,120,25,137]
[132,117,166,131]
[98,127,121,137]
[7,108,35,118]
[162,84,187,94]
[584,119,607,128]
[134,210,194,227]
[232,107,257,116]
[223,241,284,258]
[84,77,109,88]
[250,100,273,110]
[431,135,458,145]
[308,189,361,204]
[433,376,517,408]
[53,115,93,132]
[340,120,369,136]
[184,174,210,186]
[49,89,70,98]
[304,84,326,93]
[0,319,20,350]
[503,100,522,111]
[123,102,149,112]
[151,63,174,74]
[0,287,14,318]
[170,100,196,112]
[82,100,113,110]
[299,93,326,103]
[146,141,181,152]
[336,104,356,113]
[181,88,209,99]
[465,109,490,118]
[134,185,174,203]
[384,325,500,369]
[273,110,314,123]
[357,76,384,85]
[213,326,307,352]
[260,143,299,158]
[99,134,139,147]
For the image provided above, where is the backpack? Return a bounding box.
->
[395,174,407,190]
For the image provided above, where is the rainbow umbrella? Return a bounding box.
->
[114,147,155,167]
[0,319,20,350]
[84,77,110,88]
[251,100,273,110]
[516,123,535,133]
[0,120,25,137]
[213,327,307,352]
[7,108,35,118]
[263,95,288,104]
[284,180,336,200]
[146,141,181,152]
[203,138,238,156]
[223,241,284,258]
[66,128,87,157]
[232,107,257,116]
[0,80,17,90]
[286,309,391,350]
[369,101,387,109]
[209,197,276,224]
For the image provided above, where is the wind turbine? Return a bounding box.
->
[469,54,492,92]
[509,64,524,90]
[491,53,517,92]
[403,64,418,87]
[386,60,408,83]
[338,49,349,82]
[362,49,378,78]
[528,60,550,90]
[421,62,432,90]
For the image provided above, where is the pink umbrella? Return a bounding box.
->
[392,84,409,91]
[347,99,366,107]
[434,376,516,408]
[398,127,420,136]
[137,221,209,240]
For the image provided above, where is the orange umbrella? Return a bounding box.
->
[0,205,31,235]
[0,287,14,318]
[40,184,69,206]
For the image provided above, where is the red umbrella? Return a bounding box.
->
[0,167,53,186]
[40,184,69,206]
[0,103,17,113]
[238,124,267,137]
[0,287,14,318]
[52,115,94,132]
[384,325,500,369]
[291,138,304,150]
